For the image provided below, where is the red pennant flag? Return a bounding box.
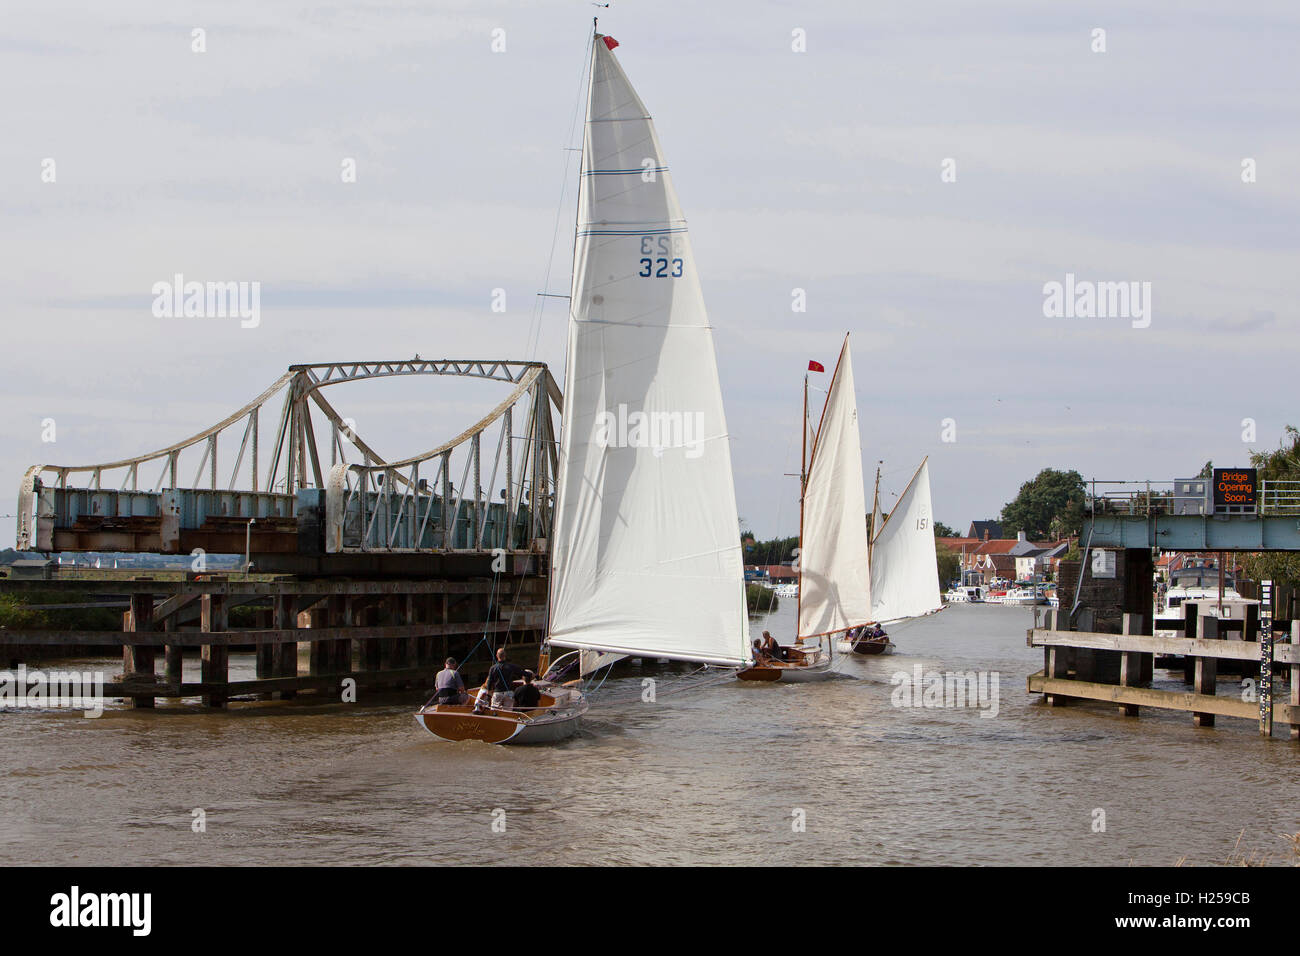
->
[602,36,619,51]
[808,360,825,373]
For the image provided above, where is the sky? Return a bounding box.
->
[1,0,1298,544]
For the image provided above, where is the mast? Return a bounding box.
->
[869,464,882,560]
[796,373,807,638]
[797,333,872,641]
[541,25,598,675]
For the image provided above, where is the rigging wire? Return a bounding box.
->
[525,24,596,363]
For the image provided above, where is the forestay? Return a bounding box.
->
[797,336,873,639]
[547,36,751,667]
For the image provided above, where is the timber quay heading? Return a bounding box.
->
[2,359,561,709]
[1032,475,1300,745]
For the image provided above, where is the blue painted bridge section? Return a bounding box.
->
[1084,477,1300,550]
[1084,514,1300,551]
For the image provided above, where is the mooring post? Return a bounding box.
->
[201,593,228,709]
[1118,612,1142,717]
[163,616,182,689]
[123,592,156,709]
[330,595,351,675]
[255,594,275,688]
[1193,615,1218,727]
[404,593,419,672]
[272,593,298,699]
[306,601,328,676]
[1045,606,1070,707]
[1182,603,1199,685]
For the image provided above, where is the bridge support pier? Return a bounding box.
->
[201,594,229,709]
[123,593,156,709]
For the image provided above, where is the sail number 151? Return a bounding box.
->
[638,235,684,279]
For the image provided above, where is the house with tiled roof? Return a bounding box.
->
[968,520,1004,541]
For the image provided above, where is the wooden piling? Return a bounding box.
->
[123,592,156,708]
[1044,608,1070,707]
[272,594,298,699]
[201,594,229,709]
[1117,612,1144,717]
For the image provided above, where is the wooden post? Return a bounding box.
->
[328,595,351,675]
[256,597,274,687]
[1045,607,1071,706]
[163,616,183,689]
[1182,602,1199,685]
[368,598,388,671]
[123,593,156,709]
[201,594,228,709]
[1118,612,1142,717]
[272,593,297,699]
[1193,615,1218,727]
[307,603,329,676]
[404,593,419,672]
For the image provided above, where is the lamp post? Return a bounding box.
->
[244,517,256,578]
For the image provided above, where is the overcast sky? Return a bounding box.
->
[2,0,1297,544]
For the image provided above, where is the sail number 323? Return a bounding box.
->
[638,235,684,278]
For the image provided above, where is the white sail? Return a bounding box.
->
[547,36,751,667]
[579,649,627,677]
[797,335,872,639]
[870,458,943,623]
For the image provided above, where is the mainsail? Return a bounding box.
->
[547,35,751,667]
[797,335,873,639]
[870,458,943,623]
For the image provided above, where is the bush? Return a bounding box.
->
[746,583,779,614]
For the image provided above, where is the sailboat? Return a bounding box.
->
[416,28,753,742]
[839,458,945,655]
[738,334,870,682]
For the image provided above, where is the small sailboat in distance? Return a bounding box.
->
[739,334,870,682]
[417,27,753,741]
[840,458,945,654]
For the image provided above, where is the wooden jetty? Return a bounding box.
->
[1027,607,1299,740]
[0,573,547,708]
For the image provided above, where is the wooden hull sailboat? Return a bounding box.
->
[738,335,871,683]
[415,681,587,745]
[737,641,836,681]
[416,26,755,740]
[833,458,944,655]
[840,630,895,655]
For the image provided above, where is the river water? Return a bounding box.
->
[1,603,1295,866]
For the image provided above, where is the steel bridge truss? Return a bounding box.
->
[18,359,561,556]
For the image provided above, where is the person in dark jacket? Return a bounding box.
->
[432,657,467,705]
[476,647,525,712]
[513,670,542,710]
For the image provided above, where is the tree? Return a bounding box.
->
[999,468,1085,539]
[933,521,958,538]
[742,533,799,566]
[935,544,959,587]
[1240,427,1300,592]
[1196,460,1213,479]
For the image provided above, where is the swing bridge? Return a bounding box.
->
[16,358,562,575]
[2,360,562,708]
